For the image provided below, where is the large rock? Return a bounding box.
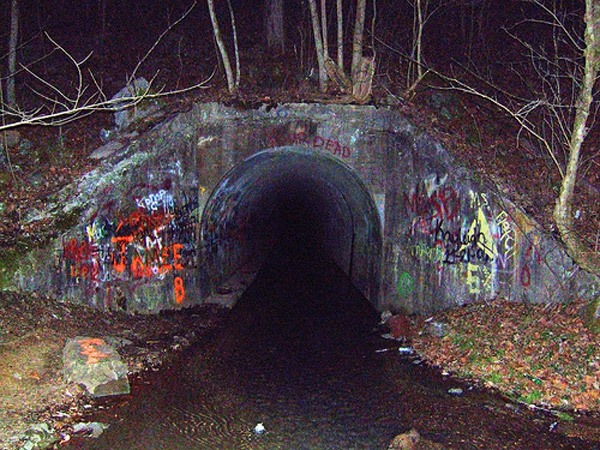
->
[110,77,156,130]
[62,337,130,397]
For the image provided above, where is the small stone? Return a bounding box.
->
[72,422,109,438]
[388,428,420,450]
[253,422,266,435]
[448,388,463,396]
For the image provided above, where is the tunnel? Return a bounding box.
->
[200,146,383,307]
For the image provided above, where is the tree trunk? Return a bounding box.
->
[207,0,236,94]
[553,0,600,276]
[351,0,366,82]
[265,0,285,52]
[336,0,343,69]
[320,0,329,61]
[227,0,241,89]
[6,0,19,108]
[307,0,328,92]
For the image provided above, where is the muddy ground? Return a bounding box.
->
[0,290,226,449]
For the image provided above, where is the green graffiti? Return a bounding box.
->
[397,271,415,297]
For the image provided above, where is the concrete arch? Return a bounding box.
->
[200,146,382,306]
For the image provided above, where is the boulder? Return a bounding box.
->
[62,336,130,397]
[110,77,156,130]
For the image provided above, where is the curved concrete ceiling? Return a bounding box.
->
[200,146,382,304]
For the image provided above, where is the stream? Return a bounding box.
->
[68,244,594,449]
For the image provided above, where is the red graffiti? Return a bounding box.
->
[520,242,542,288]
[115,209,174,237]
[63,238,96,262]
[403,185,460,223]
[266,132,352,158]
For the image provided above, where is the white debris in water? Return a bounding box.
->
[253,423,266,435]
[448,388,464,396]
[398,347,414,355]
[375,348,393,353]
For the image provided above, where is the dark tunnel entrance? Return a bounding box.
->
[200,146,383,308]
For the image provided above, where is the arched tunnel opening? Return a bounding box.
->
[200,146,383,327]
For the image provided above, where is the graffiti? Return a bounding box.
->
[403,177,460,236]
[266,130,352,158]
[397,271,415,297]
[62,189,198,306]
[115,209,174,237]
[466,263,494,295]
[494,211,517,269]
[135,189,174,213]
[174,276,186,304]
[434,218,494,265]
[77,338,110,365]
[520,239,542,288]
[410,243,444,264]
[86,218,114,243]
[468,190,489,209]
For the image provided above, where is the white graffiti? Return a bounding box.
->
[136,190,174,212]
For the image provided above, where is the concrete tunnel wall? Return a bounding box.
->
[200,147,382,305]
[10,102,598,314]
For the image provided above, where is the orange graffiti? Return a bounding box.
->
[174,276,185,304]
[127,243,184,279]
[173,243,183,270]
[111,235,134,272]
[78,338,110,365]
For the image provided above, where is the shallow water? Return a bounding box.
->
[70,247,593,449]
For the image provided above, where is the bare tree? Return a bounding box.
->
[336,0,343,69]
[351,0,367,83]
[6,0,19,108]
[227,0,241,90]
[441,0,600,276]
[307,0,328,92]
[0,2,213,133]
[405,0,447,95]
[265,0,285,52]
[321,0,330,62]
[553,0,600,275]
[207,0,239,94]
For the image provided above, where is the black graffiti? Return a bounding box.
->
[434,219,494,265]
